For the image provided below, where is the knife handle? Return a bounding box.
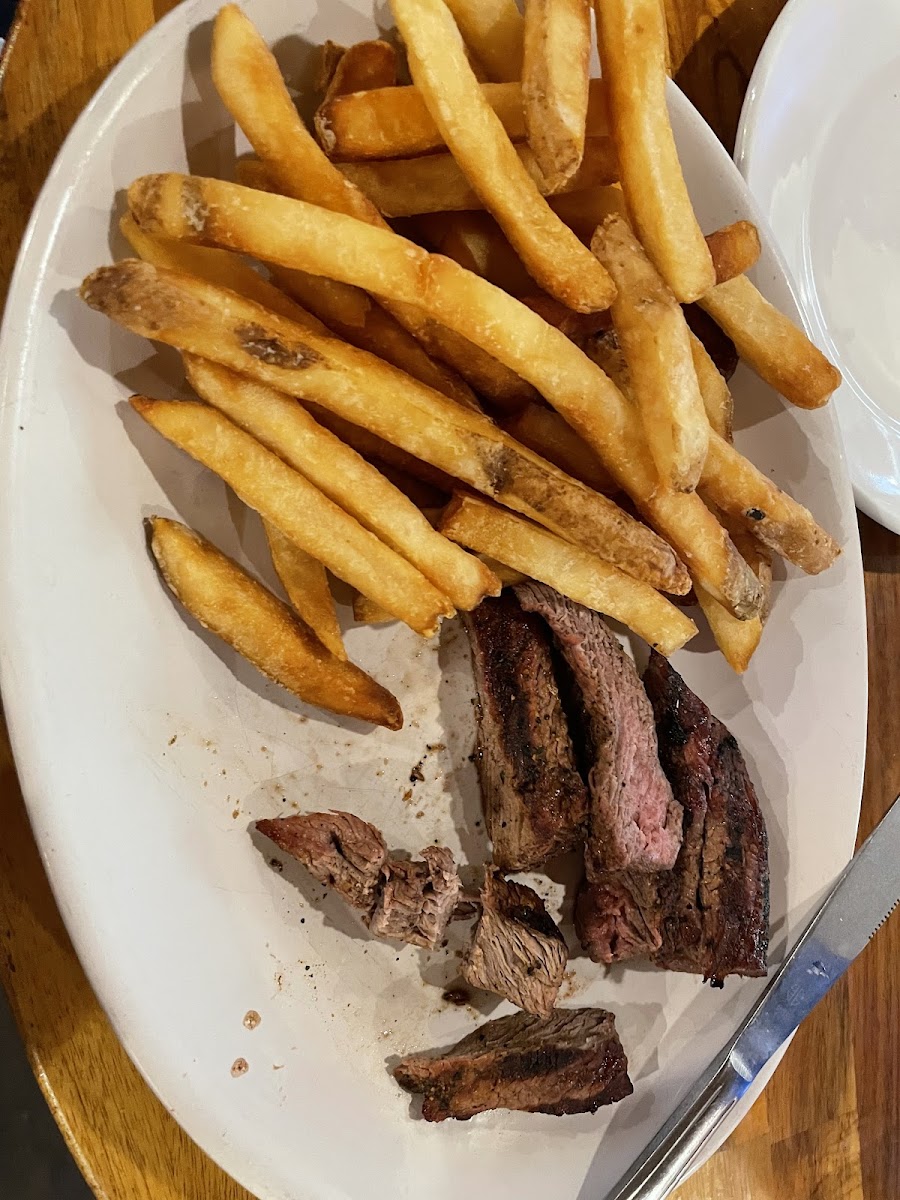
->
[605,1056,749,1200]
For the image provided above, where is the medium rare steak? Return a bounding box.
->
[257,811,387,912]
[642,652,769,983]
[393,1007,633,1121]
[367,846,460,949]
[462,592,587,871]
[575,872,663,964]
[515,583,682,875]
[462,870,568,1016]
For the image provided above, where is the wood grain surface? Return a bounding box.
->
[1,1,898,1198]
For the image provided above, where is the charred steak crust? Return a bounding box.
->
[575,871,663,965]
[256,811,387,912]
[367,845,460,949]
[393,1007,633,1121]
[463,870,568,1017]
[515,583,682,875]
[462,593,588,871]
[643,651,770,983]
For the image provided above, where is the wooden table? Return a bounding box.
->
[1,2,898,1197]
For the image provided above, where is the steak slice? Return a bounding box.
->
[257,811,387,912]
[643,651,769,982]
[515,583,682,875]
[575,872,663,964]
[366,846,460,949]
[393,1007,633,1121]
[462,592,588,871]
[462,870,568,1016]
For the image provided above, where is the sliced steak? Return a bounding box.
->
[462,870,567,1016]
[575,872,663,964]
[394,1007,633,1121]
[462,592,588,871]
[367,846,460,949]
[515,583,681,875]
[643,651,769,983]
[257,811,387,912]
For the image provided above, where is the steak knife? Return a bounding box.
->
[603,790,900,1200]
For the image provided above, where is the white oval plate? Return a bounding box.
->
[0,2,867,1197]
[737,0,900,533]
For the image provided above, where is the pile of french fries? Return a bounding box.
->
[79,0,843,729]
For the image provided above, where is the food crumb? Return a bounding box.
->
[269,858,283,873]
[231,1057,249,1078]
[273,1063,284,1071]
[232,808,240,819]
[274,972,283,990]
[168,734,177,746]
[415,810,424,819]
[442,986,471,1006]
[243,1009,261,1030]
[402,788,413,804]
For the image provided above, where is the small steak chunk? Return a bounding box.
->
[516,583,681,875]
[462,593,587,871]
[575,872,663,964]
[394,1007,633,1121]
[367,846,460,949]
[643,652,769,982]
[256,811,387,912]
[462,870,567,1016]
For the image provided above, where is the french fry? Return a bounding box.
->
[215,7,531,410]
[184,356,499,611]
[504,404,615,494]
[585,326,631,393]
[390,0,615,312]
[592,214,709,492]
[440,494,698,655]
[549,184,630,242]
[522,0,592,190]
[520,294,610,347]
[130,398,454,636]
[322,39,398,100]
[700,432,840,573]
[595,0,715,302]
[699,274,842,409]
[479,555,528,587]
[317,77,609,160]
[264,521,346,660]
[707,220,761,285]
[337,137,618,218]
[314,41,347,95]
[414,212,534,297]
[689,331,733,442]
[84,259,687,595]
[148,517,401,729]
[369,460,448,509]
[353,593,395,625]
[123,178,771,613]
[443,0,524,82]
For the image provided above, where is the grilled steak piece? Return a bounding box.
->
[257,811,387,912]
[462,593,588,871]
[575,872,663,964]
[462,870,567,1016]
[394,1007,633,1121]
[515,583,682,875]
[642,651,769,983]
[367,846,460,949]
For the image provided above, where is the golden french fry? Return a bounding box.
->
[130,397,454,636]
[390,0,615,312]
[479,555,528,587]
[689,331,733,442]
[314,40,346,95]
[700,432,840,573]
[317,77,608,160]
[353,593,396,625]
[549,184,629,242]
[337,137,618,218]
[323,39,398,100]
[184,357,499,611]
[504,404,615,494]
[369,460,448,510]
[584,326,631,392]
[699,274,842,409]
[122,178,770,612]
[719,512,773,623]
[595,0,715,302]
[214,6,520,408]
[120,213,315,327]
[592,214,709,492]
[85,258,686,595]
[264,521,346,660]
[707,220,761,285]
[443,0,524,82]
[695,587,761,675]
[519,294,611,347]
[439,494,697,655]
[148,517,402,729]
[522,0,592,190]
[414,212,534,297]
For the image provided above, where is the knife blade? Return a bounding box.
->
[603,790,900,1200]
